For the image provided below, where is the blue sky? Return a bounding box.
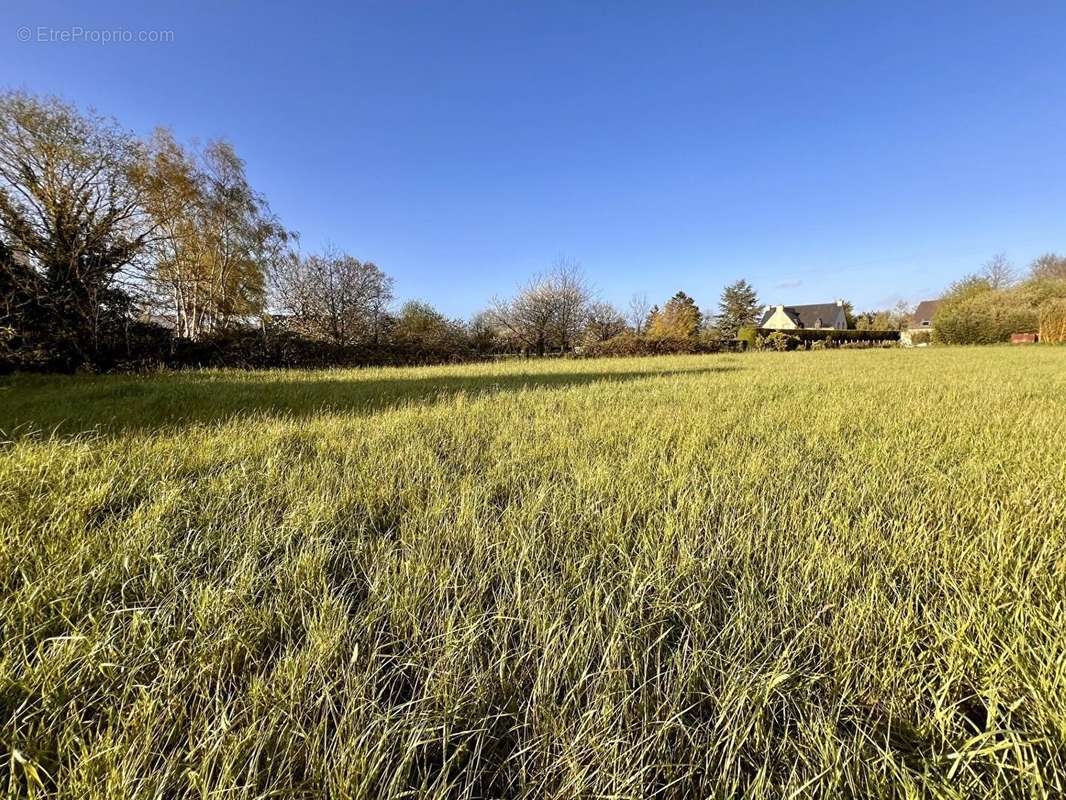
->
[3,1,1065,316]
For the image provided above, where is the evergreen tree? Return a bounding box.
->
[647,292,701,338]
[716,280,760,339]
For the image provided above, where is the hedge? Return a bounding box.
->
[582,332,720,358]
[736,327,759,348]
[754,328,900,343]
[2,323,497,374]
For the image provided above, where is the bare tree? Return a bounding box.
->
[981,253,1016,289]
[547,257,592,351]
[273,245,393,346]
[489,257,592,355]
[489,276,559,356]
[1030,252,1066,282]
[892,299,914,329]
[626,292,651,335]
[585,301,627,342]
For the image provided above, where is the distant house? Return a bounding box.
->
[901,299,940,345]
[758,300,848,331]
[907,300,940,331]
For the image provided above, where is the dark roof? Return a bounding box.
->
[910,300,940,326]
[758,302,845,329]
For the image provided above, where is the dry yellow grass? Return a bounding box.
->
[1,347,1065,798]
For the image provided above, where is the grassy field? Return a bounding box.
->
[2,348,1065,799]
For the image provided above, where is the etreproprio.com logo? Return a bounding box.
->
[17,26,175,44]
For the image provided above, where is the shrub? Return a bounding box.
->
[0,324,48,374]
[839,340,897,349]
[934,291,1038,345]
[1039,298,1066,344]
[736,326,758,350]
[780,328,897,344]
[170,326,487,370]
[1,314,497,374]
[933,278,1066,345]
[390,302,475,364]
[751,329,898,350]
[582,332,718,358]
[764,331,797,351]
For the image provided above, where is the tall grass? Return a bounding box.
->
[1,348,1065,798]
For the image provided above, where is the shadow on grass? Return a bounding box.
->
[1,362,739,439]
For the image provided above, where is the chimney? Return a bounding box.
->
[835,299,844,307]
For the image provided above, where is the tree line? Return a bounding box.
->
[0,92,292,370]
[0,91,772,372]
[0,92,458,370]
[4,90,1062,372]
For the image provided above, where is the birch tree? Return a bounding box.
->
[140,134,290,339]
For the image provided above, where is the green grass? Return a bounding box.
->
[1,348,1065,798]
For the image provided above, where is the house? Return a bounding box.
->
[901,299,940,346]
[758,300,849,331]
[907,300,940,331]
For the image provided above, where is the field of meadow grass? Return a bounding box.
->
[1,347,1065,798]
